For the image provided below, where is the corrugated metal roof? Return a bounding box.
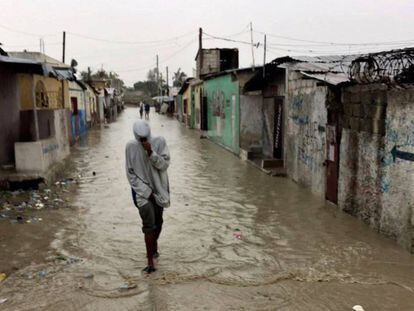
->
[300,72,349,85]
[8,51,69,68]
[0,55,44,74]
[271,54,362,84]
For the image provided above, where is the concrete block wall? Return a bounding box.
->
[15,138,60,172]
[339,83,414,252]
[240,95,263,150]
[285,72,327,196]
[0,69,20,166]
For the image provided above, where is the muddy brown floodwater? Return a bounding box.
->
[1,107,414,311]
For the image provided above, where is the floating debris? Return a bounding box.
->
[84,272,94,279]
[233,228,242,239]
[0,273,6,282]
[55,254,67,261]
[38,270,47,278]
[119,282,137,290]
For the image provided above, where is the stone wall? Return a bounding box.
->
[339,84,414,251]
[285,71,328,195]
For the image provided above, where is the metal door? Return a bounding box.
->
[201,95,208,131]
[71,97,79,142]
[273,97,284,159]
[325,123,339,204]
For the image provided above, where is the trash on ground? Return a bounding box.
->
[38,270,47,278]
[84,272,94,279]
[55,255,67,261]
[0,273,6,282]
[119,282,137,290]
[0,298,7,304]
[352,306,365,311]
[233,229,242,239]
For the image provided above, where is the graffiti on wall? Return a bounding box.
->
[297,122,325,171]
[212,90,225,119]
[290,96,309,125]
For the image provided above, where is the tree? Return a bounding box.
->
[173,68,187,87]
[78,68,125,89]
[133,81,158,97]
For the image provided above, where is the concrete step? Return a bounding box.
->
[262,159,284,169]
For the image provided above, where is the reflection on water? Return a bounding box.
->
[1,108,414,310]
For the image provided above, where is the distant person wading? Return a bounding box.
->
[139,101,144,119]
[144,103,150,120]
[125,120,170,274]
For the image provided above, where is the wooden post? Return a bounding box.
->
[61,31,66,109]
[250,22,255,69]
[263,34,266,78]
[156,54,160,100]
[62,31,66,63]
[199,27,203,77]
[166,66,169,96]
[32,81,40,141]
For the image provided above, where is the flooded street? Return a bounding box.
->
[1,107,414,310]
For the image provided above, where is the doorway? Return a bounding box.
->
[273,97,284,159]
[325,110,341,204]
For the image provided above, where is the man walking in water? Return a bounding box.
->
[139,101,144,119]
[144,103,150,120]
[125,120,170,273]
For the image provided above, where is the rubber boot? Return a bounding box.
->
[143,233,156,273]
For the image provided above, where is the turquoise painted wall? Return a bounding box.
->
[204,74,240,154]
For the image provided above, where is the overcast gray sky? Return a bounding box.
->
[1,0,414,86]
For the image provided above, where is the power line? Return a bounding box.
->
[265,42,413,55]
[115,38,197,73]
[67,30,195,45]
[203,31,259,47]
[255,30,414,47]
[0,23,57,37]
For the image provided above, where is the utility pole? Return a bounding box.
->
[156,54,160,100]
[166,66,169,96]
[61,31,66,109]
[250,22,255,70]
[198,27,203,77]
[263,34,267,78]
[62,31,66,63]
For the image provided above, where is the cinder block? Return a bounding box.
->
[342,91,352,104]
[342,116,350,129]
[351,93,361,104]
[372,119,385,135]
[352,104,364,117]
[343,104,353,116]
[360,118,373,133]
[350,117,360,131]
[369,105,386,120]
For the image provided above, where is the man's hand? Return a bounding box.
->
[142,141,153,156]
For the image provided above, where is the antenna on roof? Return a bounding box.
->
[250,22,255,70]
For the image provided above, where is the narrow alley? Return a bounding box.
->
[0,107,413,310]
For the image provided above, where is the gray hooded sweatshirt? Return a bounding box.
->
[125,120,170,208]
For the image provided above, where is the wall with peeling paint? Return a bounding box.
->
[204,74,239,154]
[240,95,262,150]
[285,71,327,195]
[339,84,414,252]
[0,68,19,166]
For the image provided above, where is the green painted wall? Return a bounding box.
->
[204,74,240,154]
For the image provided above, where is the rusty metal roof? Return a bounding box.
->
[270,54,362,85]
[0,54,44,74]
